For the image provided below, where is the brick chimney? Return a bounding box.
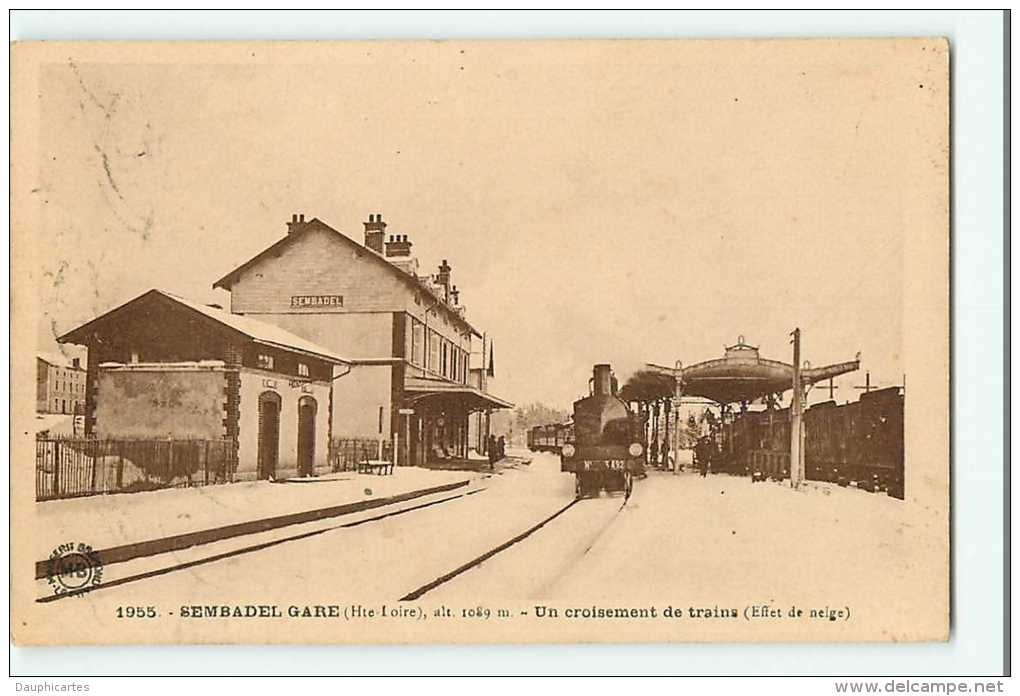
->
[436,259,452,302]
[449,285,460,306]
[287,213,306,234]
[364,213,386,253]
[385,233,413,258]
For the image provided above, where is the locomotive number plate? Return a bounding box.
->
[581,460,627,471]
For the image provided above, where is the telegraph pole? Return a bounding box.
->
[790,328,803,488]
[853,371,873,395]
[673,360,682,475]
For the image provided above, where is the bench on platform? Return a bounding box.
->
[358,459,394,475]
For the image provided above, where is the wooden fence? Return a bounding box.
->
[35,436,237,501]
[329,437,393,472]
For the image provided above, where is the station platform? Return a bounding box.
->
[421,453,532,472]
[31,466,482,579]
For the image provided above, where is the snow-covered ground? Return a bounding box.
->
[27,451,945,643]
[546,470,946,640]
[52,451,575,606]
[34,466,483,555]
[426,494,624,601]
[34,413,75,435]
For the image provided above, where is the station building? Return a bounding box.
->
[58,289,346,481]
[212,213,512,468]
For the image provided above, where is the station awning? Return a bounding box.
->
[403,377,514,412]
[620,343,860,406]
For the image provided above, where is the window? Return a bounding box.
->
[429,331,440,373]
[257,354,275,370]
[297,363,310,377]
[412,321,424,366]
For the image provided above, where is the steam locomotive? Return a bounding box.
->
[559,364,645,499]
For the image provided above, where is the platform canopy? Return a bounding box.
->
[620,338,860,406]
[404,377,513,412]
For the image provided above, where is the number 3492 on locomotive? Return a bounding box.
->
[580,459,628,471]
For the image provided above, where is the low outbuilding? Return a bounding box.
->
[58,289,350,481]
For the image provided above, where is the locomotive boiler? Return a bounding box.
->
[560,364,645,499]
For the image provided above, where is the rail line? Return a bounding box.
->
[36,486,487,603]
[399,493,629,601]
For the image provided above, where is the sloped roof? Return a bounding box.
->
[212,217,481,337]
[59,289,350,365]
[37,351,77,369]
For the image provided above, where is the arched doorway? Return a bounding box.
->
[296,396,317,478]
[257,392,282,480]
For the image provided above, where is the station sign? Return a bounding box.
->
[291,295,344,308]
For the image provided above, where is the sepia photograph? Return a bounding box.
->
[11,35,951,651]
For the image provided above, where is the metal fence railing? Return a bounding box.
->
[35,436,237,502]
[330,438,393,473]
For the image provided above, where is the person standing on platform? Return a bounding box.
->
[488,434,498,470]
[697,437,710,478]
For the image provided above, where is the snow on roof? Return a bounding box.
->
[157,291,349,364]
[212,218,481,337]
[37,351,76,368]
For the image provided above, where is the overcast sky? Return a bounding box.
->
[27,39,945,409]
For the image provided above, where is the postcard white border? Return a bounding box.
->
[7,9,1006,677]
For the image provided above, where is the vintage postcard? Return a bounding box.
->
[10,39,949,646]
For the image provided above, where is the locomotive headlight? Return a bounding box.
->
[561,444,576,458]
[628,443,644,457]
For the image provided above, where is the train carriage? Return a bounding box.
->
[719,386,904,498]
[528,422,573,454]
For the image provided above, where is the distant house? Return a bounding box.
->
[213,213,511,467]
[58,289,349,481]
[36,352,86,415]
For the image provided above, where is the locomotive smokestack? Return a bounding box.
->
[593,364,613,397]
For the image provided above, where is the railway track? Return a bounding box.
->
[38,474,629,604]
[36,483,488,603]
[400,493,629,601]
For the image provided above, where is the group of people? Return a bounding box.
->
[649,440,672,469]
[487,434,506,469]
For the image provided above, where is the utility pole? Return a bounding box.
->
[674,360,682,475]
[790,328,803,489]
[854,371,873,395]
